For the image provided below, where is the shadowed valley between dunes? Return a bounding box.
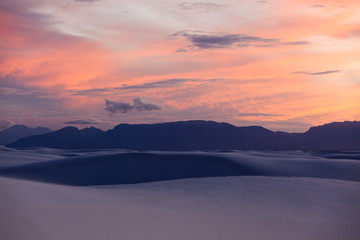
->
[1,151,360,186]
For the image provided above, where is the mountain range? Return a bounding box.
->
[5,120,360,151]
[0,125,51,146]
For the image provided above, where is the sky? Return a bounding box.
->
[0,0,359,132]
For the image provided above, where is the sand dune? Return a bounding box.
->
[1,148,359,240]
[0,150,360,185]
[1,176,359,240]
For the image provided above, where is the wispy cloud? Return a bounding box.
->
[75,0,101,2]
[0,119,14,130]
[118,78,202,90]
[172,31,279,49]
[291,70,341,75]
[0,0,112,95]
[70,78,213,96]
[311,4,325,8]
[178,2,227,11]
[176,48,188,52]
[238,113,284,117]
[1,0,359,132]
[0,77,62,113]
[171,31,309,50]
[105,98,161,114]
[63,119,101,124]
[283,41,310,45]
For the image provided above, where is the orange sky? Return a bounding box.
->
[0,0,359,132]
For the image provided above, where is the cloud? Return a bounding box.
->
[2,0,114,81]
[172,31,279,49]
[0,75,62,113]
[176,48,188,52]
[75,0,101,2]
[291,70,341,75]
[105,98,161,114]
[70,88,111,96]
[179,2,227,11]
[311,4,325,8]
[283,41,310,45]
[118,78,200,90]
[70,78,209,96]
[170,31,311,50]
[333,28,360,39]
[0,119,14,130]
[63,119,101,124]
[238,113,284,117]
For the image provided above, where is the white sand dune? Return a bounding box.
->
[1,176,359,240]
[1,149,360,184]
[0,149,359,240]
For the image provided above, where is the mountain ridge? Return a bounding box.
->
[6,120,360,151]
[0,125,51,146]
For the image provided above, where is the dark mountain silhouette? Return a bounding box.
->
[299,121,360,150]
[7,126,104,149]
[6,120,360,151]
[0,125,51,146]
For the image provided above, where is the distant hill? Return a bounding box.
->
[0,125,51,146]
[7,126,104,149]
[6,120,360,151]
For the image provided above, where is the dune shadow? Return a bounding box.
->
[0,153,260,186]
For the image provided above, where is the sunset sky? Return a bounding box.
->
[1,0,359,132]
